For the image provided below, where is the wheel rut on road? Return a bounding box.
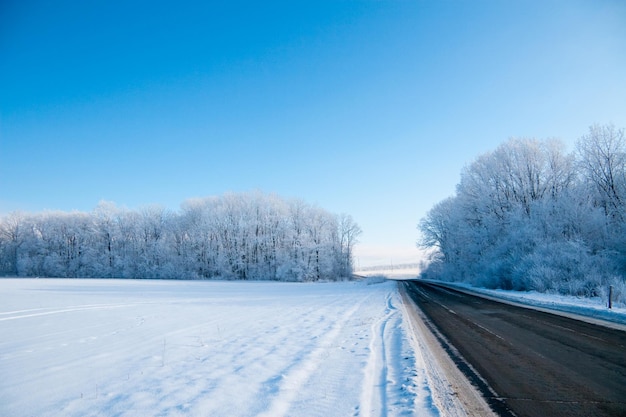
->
[403,281,626,417]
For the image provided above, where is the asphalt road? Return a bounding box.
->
[403,281,626,417]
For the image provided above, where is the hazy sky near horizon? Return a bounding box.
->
[1,1,625,267]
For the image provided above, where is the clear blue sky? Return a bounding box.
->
[1,0,625,267]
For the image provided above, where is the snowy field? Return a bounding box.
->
[0,278,440,417]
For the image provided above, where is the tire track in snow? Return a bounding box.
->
[359,290,428,417]
[359,293,396,417]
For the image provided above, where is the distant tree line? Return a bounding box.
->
[0,192,361,281]
[356,263,421,272]
[419,124,626,303]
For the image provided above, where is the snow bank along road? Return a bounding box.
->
[403,280,626,417]
[0,278,443,417]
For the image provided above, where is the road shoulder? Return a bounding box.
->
[399,284,498,417]
[416,279,626,332]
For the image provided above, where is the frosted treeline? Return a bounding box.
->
[419,124,626,303]
[0,192,361,281]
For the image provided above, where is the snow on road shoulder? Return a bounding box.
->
[416,279,626,329]
[0,278,440,417]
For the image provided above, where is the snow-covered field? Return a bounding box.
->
[0,278,440,417]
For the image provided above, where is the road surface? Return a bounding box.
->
[402,281,626,417]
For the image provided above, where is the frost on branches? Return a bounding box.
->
[419,124,626,304]
[0,192,361,281]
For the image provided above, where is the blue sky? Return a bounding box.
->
[1,0,625,267]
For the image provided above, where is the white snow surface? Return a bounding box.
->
[0,278,440,417]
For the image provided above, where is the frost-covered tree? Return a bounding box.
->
[576,124,626,277]
[419,126,626,303]
[577,124,626,219]
[0,212,25,276]
[0,192,362,281]
[338,213,362,277]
